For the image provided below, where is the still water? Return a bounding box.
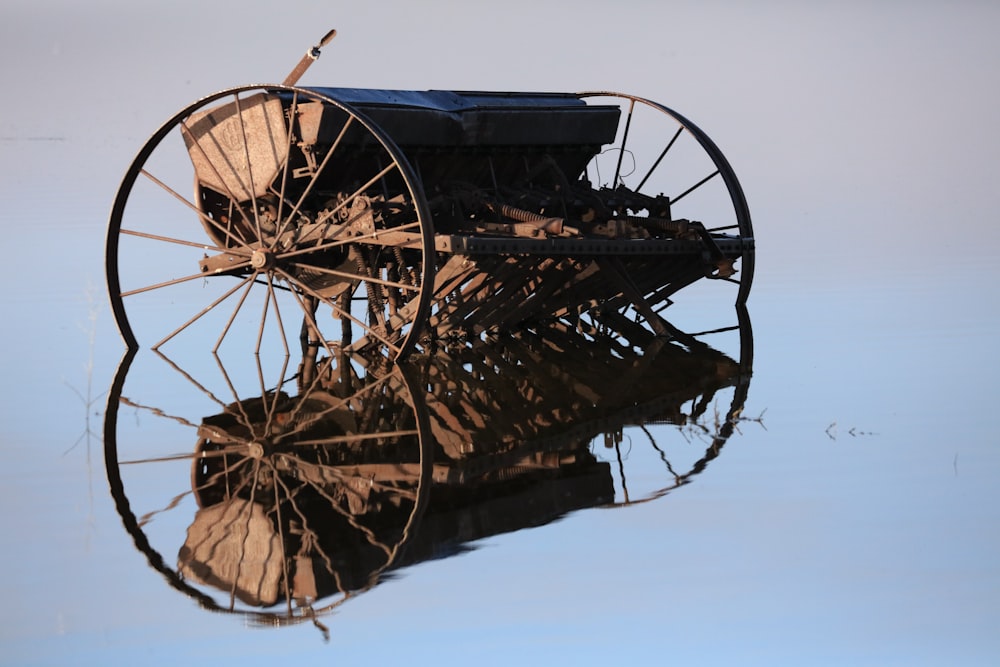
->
[3,2,999,665]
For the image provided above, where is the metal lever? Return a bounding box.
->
[283,29,337,86]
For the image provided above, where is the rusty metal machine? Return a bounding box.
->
[107,30,753,361]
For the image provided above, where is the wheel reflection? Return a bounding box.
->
[104,307,752,633]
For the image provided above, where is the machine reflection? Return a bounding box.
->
[104,308,752,635]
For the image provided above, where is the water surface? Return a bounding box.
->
[2,2,998,665]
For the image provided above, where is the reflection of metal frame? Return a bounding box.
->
[104,306,752,633]
[604,304,754,505]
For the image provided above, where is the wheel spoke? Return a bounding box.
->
[288,260,420,294]
[684,323,742,337]
[119,396,204,430]
[192,453,256,499]
[270,472,294,617]
[272,90,299,242]
[137,490,192,528]
[140,165,253,252]
[177,115,259,245]
[232,92,264,243]
[283,283,338,360]
[271,357,336,434]
[212,273,259,353]
[279,115,356,244]
[120,269,237,299]
[212,354,262,442]
[287,460,395,557]
[636,125,683,192]
[261,273,291,357]
[271,473,338,581]
[672,169,720,205]
[153,349,230,411]
[706,223,739,232]
[152,274,255,349]
[120,227,249,256]
[613,98,636,188]
[119,446,247,465]
[261,353,292,438]
[231,461,262,609]
[274,267,403,355]
[253,274,272,355]
[248,272,292,357]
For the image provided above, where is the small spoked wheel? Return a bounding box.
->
[107,85,436,361]
[576,92,754,304]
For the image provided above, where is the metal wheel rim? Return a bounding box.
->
[577,91,754,304]
[106,84,436,361]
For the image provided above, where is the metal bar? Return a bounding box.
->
[439,235,750,256]
[283,29,337,86]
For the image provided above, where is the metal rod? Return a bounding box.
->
[283,29,337,86]
[613,99,636,188]
[672,169,720,205]
[636,125,684,192]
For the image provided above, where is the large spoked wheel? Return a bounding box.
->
[577,92,754,304]
[107,85,436,361]
[104,347,433,629]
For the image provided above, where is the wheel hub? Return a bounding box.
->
[250,248,276,270]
